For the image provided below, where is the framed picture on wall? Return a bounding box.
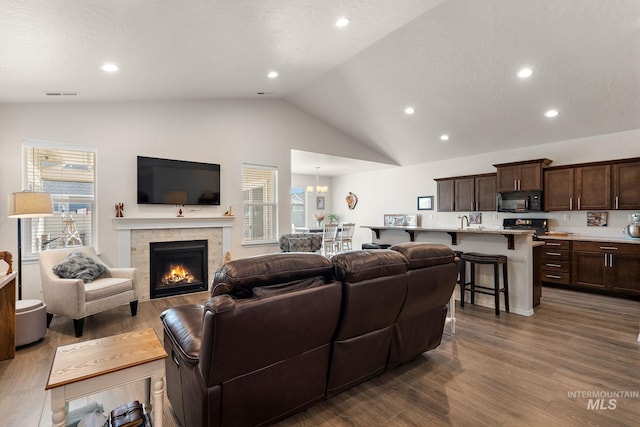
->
[316,196,325,210]
[417,196,433,210]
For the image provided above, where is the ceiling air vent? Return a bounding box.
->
[44,91,79,97]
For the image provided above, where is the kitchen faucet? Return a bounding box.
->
[460,215,469,229]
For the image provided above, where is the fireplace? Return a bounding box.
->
[149,240,208,299]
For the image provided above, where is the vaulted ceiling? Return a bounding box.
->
[2,0,638,175]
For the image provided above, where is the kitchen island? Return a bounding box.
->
[362,225,540,316]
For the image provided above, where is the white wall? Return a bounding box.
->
[330,129,640,250]
[0,99,382,299]
[1,96,638,300]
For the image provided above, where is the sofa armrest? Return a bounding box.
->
[161,304,205,366]
[41,277,86,318]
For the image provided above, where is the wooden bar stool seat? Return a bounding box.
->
[460,252,509,316]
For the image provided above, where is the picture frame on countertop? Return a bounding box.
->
[417,196,433,211]
[587,211,607,227]
[469,212,482,224]
[384,214,418,227]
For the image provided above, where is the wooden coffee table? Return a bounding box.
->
[46,328,167,427]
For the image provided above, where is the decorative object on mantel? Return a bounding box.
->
[0,251,12,274]
[346,192,358,210]
[469,212,482,224]
[384,214,418,227]
[587,211,607,226]
[115,202,124,218]
[417,196,433,210]
[177,206,184,217]
[314,213,325,227]
[224,205,233,216]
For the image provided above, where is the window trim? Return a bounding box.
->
[241,163,278,245]
[21,139,98,257]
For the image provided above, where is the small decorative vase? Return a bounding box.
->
[317,220,323,227]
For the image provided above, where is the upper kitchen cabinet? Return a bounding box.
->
[436,178,455,212]
[436,173,496,212]
[494,159,552,192]
[544,164,610,211]
[612,159,640,210]
[475,174,497,211]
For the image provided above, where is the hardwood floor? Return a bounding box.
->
[1,287,638,426]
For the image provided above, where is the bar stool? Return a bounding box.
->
[460,252,509,316]
[447,250,465,333]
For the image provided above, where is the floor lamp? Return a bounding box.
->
[7,191,54,300]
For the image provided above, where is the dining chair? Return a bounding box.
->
[321,224,339,256]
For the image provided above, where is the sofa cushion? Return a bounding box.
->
[253,276,326,298]
[212,252,334,298]
[52,251,107,283]
[332,249,408,282]
[84,277,133,301]
[390,242,455,269]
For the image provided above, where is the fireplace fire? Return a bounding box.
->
[150,240,208,299]
[162,264,196,285]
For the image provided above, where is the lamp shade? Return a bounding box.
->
[8,192,54,218]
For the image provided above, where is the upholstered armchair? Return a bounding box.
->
[39,246,138,337]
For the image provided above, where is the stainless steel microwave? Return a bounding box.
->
[497,190,543,212]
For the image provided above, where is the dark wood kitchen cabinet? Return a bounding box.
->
[544,164,610,211]
[538,240,572,287]
[572,241,640,296]
[436,173,496,212]
[494,158,551,192]
[475,174,497,211]
[534,239,572,306]
[613,159,640,210]
[436,178,454,212]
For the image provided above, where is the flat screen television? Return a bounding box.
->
[137,156,220,205]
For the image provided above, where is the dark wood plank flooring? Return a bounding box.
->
[0,287,637,426]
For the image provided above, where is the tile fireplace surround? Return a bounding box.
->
[113,217,233,300]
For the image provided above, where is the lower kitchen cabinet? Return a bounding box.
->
[537,239,640,299]
[572,241,640,296]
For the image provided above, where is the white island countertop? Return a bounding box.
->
[362,225,534,250]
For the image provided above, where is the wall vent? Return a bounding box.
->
[44,91,79,97]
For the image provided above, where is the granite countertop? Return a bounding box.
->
[537,234,640,245]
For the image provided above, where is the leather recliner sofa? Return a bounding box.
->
[161,243,459,427]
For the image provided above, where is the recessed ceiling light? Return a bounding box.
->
[267,71,279,79]
[440,134,450,141]
[404,107,415,115]
[517,67,533,78]
[101,63,119,72]
[335,17,350,27]
[544,109,559,118]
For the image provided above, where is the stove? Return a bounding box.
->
[503,218,549,236]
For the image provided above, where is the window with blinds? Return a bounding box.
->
[22,142,96,254]
[242,164,278,243]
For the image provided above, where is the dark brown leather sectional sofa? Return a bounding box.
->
[160,242,459,427]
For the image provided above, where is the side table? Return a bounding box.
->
[46,328,168,427]
[0,272,17,360]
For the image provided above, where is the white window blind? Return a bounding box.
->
[242,164,278,243]
[22,143,96,254]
